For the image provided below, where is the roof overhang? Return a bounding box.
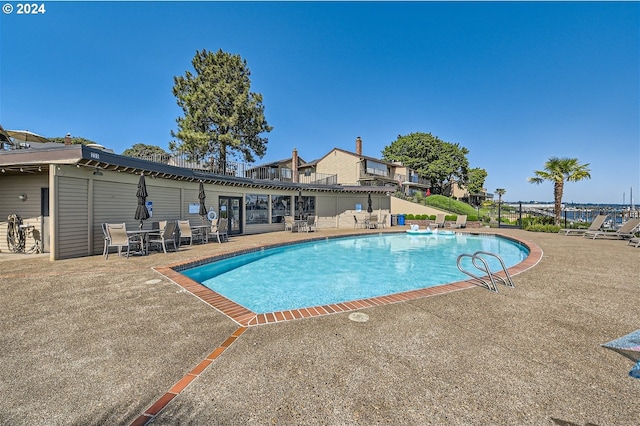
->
[0,145,390,195]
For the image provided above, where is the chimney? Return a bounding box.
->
[356,136,362,155]
[292,147,299,183]
[64,133,72,145]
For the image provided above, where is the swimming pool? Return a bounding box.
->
[182,233,529,314]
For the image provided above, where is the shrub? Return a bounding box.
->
[521,216,556,227]
[525,224,561,233]
[445,215,457,221]
[406,214,415,220]
[429,215,436,220]
[467,215,478,222]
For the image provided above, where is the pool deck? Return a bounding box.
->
[1,227,638,425]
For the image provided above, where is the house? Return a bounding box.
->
[299,136,430,196]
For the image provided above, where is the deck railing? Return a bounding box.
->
[127,152,337,185]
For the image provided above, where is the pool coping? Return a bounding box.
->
[153,231,543,327]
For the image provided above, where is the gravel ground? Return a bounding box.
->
[0,228,638,425]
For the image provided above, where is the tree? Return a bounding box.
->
[467,167,488,196]
[171,49,272,170]
[48,136,97,145]
[528,157,591,225]
[122,143,170,161]
[495,188,506,204]
[381,132,469,195]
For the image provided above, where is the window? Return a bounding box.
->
[294,195,316,219]
[365,160,389,177]
[246,194,269,224]
[271,195,290,223]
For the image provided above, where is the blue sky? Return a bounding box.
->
[1,1,638,204]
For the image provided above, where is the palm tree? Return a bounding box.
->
[528,157,591,225]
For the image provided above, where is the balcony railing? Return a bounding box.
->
[394,173,430,186]
[127,152,337,185]
[245,167,337,185]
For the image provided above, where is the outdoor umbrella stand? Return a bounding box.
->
[297,190,306,220]
[198,181,208,225]
[135,172,150,229]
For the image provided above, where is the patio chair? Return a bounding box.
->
[353,215,364,229]
[105,223,141,259]
[559,214,608,236]
[583,218,640,240]
[209,219,229,243]
[102,223,110,258]
[434,213,446,228]
[367,215,378,229]
[449,215,467,229]
[284,216,294,232]
[149,220,177,253]
[177,220,194,246]
[377,213,387,229]
[304,215,317,232]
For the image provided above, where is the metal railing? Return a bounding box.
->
[457,251,515,292]
[127,152,337,185]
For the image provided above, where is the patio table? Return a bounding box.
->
[126,229,155,255]
[190,225,210,243]
[293,220,307,232]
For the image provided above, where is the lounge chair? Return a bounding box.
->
[559,214,608,236]
[434,213,446,228]
[583,218,640,240]
[449,215,467,229]
[627,237,640,248]
[149,220,177,253]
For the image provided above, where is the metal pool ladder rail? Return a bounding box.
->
[456,251,515,292]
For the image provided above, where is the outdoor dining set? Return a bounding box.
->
[353,214,387,229]
[283,215,318,233]
[102,218,228,259]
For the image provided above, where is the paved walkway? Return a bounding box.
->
[0,228,638,425]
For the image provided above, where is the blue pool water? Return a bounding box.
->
[182,233,529,314]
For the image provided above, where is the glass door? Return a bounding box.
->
[219,196,242,235]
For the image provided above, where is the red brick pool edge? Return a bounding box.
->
[153,232,543,328]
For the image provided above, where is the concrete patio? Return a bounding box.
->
[0,228,638,425]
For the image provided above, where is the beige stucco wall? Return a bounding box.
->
[316,150,360,186]
[390,197,448,216]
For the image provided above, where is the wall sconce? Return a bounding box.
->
[93,169,103,176]
[18,194,27,201]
